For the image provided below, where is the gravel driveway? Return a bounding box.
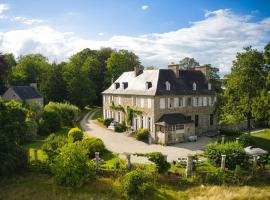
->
[81,111,213,163]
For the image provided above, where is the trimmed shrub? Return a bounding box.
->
[204,142,248,170]
[122,170,154,198]
[38,109,61,135]
[82,137,106,158]
[115,123,127,132]
[135,128,149,142]
[238,133,252,147]
[103,118,113,127]
[68,127,84,142]
[42,133,67,161]
[145,152,170,173]
[44,102,80,126]
[51,142,95,187]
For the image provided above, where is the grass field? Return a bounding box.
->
[251,130,270,151]
[1,172,270,200]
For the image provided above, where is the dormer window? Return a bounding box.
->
[146,82,152,89]
[165,81,170,91]
[193,82,196,91]
[114,82,120,89]
[208,82,211,90]
[122,82,128,89]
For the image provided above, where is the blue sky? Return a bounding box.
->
[0,0,270,74]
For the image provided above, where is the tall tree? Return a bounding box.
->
[104,50,141,88]
[0,53,8,94]
[39,62,68,103]
[222,46,265,133]
[264,41,270,66]
[179,57,199,69]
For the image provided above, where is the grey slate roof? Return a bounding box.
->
[156,113,194,125]
[102,69,215,96]
[11,86,42,100]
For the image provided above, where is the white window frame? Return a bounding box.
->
[179,97,183,107]
[208,83,211,90]
[147,98,151,108]
[193,82,196,91]
[165,81,170,91]
[168,98,174,108]
[160,98,165,109]
[140,98,144,108]
[174,98,179,108]
[118,96,121,104]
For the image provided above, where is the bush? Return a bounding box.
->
[103,118,113,127]
[0,144,28,176]
[115,123,127,132]
[135,128,149,142]
[68,127,84,142]
[51,142,95,187]
[204,142,248,170]
[38,109,61,135]
[145,152,170,173]
[44,102,80,126]
[218,129,242,137]
[82,137,106,158]
[122,170,154,198]
[42,133,67,161]
[238,133,252,147]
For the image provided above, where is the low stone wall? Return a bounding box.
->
[218,120,255,132]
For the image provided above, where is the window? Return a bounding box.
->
[193,82,196,91]
[160,98,165,109]
[114,82,120,89]
[208,97,212,105]
[195,115,199,127]
[118,112,121,122]
[198,97,202,106]
[132,97,137,106]
[193,97,199,107]
[141,116,144,128]
[148,117,151,131]
[176,124,184,130]
[187,116,192,121]
[118,96,121,104]
[146,82,152,89]
[168,98,174,108]
[187,97,192,106]
[203,97,207,106]
[210,114,214,125]
[140,98,144,107]
[122,82,128,89]
[208,82,212,90]
[147,98,151,108]
[174,98,179,108]
[165,81,170,91]
[179,97,183,107]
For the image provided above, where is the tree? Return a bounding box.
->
[179,57,199,69]
[222,47,265,133]
[9,54,51,86]
[264,41,270,66]
[0,53,9,94]
[201,64,222,92]
[145,66,158,70]
[105,50,141,88]
[39,62,68,103]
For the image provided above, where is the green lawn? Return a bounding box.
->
[252,130,270,151]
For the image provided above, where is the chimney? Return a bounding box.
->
[30,83,38,89]
[194,66,210,79]
[134,66,143,77]
[168,62,180,78]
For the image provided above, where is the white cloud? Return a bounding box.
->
[141,5,149,11]
[0,4,9,14]
[12,16,44,25]
[98,32,104,36]
[0,9,270,75]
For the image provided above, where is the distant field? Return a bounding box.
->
[1,172,269,200]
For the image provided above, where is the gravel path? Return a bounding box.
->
[81,110,213,163]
